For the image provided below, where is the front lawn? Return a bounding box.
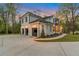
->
[36,34,79,42]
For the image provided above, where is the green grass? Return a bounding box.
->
[36,34,79,42]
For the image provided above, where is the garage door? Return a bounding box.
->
[32,28,37,36]
[25,28,28,35]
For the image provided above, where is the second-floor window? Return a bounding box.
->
[53,18,59,25]
[25,17,27,22]
[50,26,52,32]
[21,19,24,23]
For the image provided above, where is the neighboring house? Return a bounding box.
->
[20,12,60,37]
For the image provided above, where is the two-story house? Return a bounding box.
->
[20,12,60,37]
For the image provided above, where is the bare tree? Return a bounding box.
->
[58,3,79,35]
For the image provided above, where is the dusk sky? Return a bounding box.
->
[17,3,60,16]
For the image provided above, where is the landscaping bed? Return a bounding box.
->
[39,33,62,38]
[35,34,79,42]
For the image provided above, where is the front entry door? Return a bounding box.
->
[32,28,37,36]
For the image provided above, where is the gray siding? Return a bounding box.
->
[21,14,39,25]
[45,17,53,23]
[21,12,54,37]
[29,15,38,22]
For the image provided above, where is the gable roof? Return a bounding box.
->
[20,12,53,18]
[20,12,54,24]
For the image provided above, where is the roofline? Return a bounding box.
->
[20,12,54,19]
[43,15,53,19]
[20,12,42,19]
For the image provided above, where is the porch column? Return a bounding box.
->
[28,24,32,36]
[37,29,40,37]
[23,28,25,35]
[21,28,22,35]
[37,22,40,37]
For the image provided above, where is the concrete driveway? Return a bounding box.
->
[0,35,79,56]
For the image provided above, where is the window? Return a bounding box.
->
[29,16,30,22]
[53,18,59,25]
[21,19,24,23]
[25,17,27,22]
[53,18,55,24]
[50,26,51,32]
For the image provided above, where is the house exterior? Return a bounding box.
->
[20,12,60,37]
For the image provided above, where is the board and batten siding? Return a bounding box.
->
[21,14,39,24]
[44,23,53,35]
[29,15,38,22]
[45,17,53,23]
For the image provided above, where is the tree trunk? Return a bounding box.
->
[12,14,15,34]
[65,14,70,33]
[5,12,9,34]
[71,10,75,35]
